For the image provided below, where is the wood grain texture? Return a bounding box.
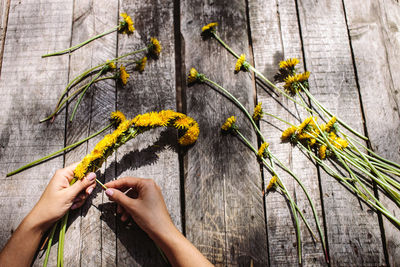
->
[115,0,180,266]
[0,0,72,265]
[248,0,326,265]
[61,1,119,266]
[297,0,386,265]
[181,0,268,265]
[343,0,400,265]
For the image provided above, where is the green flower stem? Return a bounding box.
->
[300,85,368,140]
[310,118,386,209]
[6,123,113,177]
[212,32,368,141]
[276,184,318,241]
[262,112,296,127]
[42,26,119,58]
[70,67,107,122]
[269,152,327,257]
[41,76,115,123]
[203,77,266,143]
[212,33,240,59]
[343,149,400,190]
[234,129,302,263]
[343,133,400,171]
[52,47,148,114]
[96,178,108,190]
[43,222,58,267]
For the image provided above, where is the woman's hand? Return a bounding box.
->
[104,177,213,267]
[104,177,175,239]
[27,163,96,232]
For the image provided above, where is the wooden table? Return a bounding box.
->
[0,0,399,266]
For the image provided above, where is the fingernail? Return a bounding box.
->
[88,187,94,195]
[71,203,78,210]
[87,172,96,181]
[105,189,113,197]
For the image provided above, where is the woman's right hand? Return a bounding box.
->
[104,177,175,239]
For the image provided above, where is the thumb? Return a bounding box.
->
[68,172,96,197]
[105,188,134,208]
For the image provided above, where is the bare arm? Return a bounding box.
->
[0,164,96,266]
[105,177,213,267]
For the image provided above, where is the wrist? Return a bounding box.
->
[24,209,52,234]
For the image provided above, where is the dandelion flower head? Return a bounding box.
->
[149,37,162,57]
[221,116,236,132]
[235,54,247,73]
[257,142,269,159]
[279,58,299,70]
[252,102,263,121]
[119,13,135,34]
[267,176,278,191]
[119,65,130,85]
[201,22,218,36]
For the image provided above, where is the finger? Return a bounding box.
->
[117,204,125,214]
[71,199,86,210]
[104,177,145,190]
[72,193,86,203]
[62,163,80,183]
[120,212,129,222]
[105,188,134,208]
[68,172,96,198]
[86,184,96,195]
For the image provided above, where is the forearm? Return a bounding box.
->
[0,214,45,266]
[152,225,213,267]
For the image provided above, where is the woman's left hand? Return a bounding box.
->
[27,163,96,232]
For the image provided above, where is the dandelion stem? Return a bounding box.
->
[42,26,119,58]
[70,67,106,122]
[43,222,58,267]
[40,76,115,123]
[6,123,113,177]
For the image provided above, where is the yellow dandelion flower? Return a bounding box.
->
[159,110,179,126]
[106,60,116,70]
[119,13,135,34]
[201,22,218,35]
[283,71,310,94]
[235,54,246,73]
[149,37,162,56]
[309,138,316,146]
[252,102,263,121]
[119,65,130,85]
[179,123,200,146]
[257,142,269,159]
[281,126,297,141]
[298,116,317,133]
[279,58,299,69]
[298,71,310,82]
[221,116,236,131]
[267,176,278,191]
[110,110,126,124]
[319,145,327,159]
[174,116,195,129]
[324,116,337,133]
[136,56,147,72]
[188,68,199,84]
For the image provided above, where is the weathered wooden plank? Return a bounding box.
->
[248,0,326,265]
[0,0,10,74]
[181,1,268,265]
[297,0,386,265]
[0,0,72,265]
[343,0,400,265]
[59,1,119,266]
[115,0,180,265]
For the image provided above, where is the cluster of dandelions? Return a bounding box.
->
[186,22,400,263]
[41,13,162,123]
[188,68,327,264]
